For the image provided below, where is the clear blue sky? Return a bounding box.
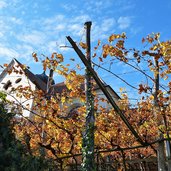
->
[0,0,171,100]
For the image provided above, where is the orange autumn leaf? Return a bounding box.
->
[32,52,38,62]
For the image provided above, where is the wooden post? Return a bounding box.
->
[47,69,54,97]
[154,59,167,171]
[82,21,95,171]
[66,35,145,146]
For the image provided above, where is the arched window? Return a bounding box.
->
[3,80,12,90]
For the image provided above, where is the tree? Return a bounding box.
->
[2,30,171,171]
[90,32,171,170]
[0,92,53,171]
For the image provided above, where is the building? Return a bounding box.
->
[0,58,120,117]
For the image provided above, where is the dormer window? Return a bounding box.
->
[15,78,22,83]
[3,80,12,90]
[68,104,82,120]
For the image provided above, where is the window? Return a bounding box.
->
[3,80,12,90]
[15,78,22,83]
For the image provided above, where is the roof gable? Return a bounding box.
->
[0,59,15,82]
[0,59,47,92]
[14,59,47,92]
[0,59,120,100]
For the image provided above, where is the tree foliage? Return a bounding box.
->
[2,32,171,170]
[0,92,53,171]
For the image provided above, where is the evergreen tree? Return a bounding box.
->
[0,92,53,171]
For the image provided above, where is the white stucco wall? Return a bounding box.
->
[64,87,119,115]
[0,60,36,117]
[95,87,119,110]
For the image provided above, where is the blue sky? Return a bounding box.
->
[0,0,171,100]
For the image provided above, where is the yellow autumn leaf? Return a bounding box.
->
[61,65,68,72]
[121,32,126,39]
[57,69,63,75]
[56,54,64,62]
[70,70,76,77]
[149,95,154,100]
[66,82,72,90]
[119,87,125,92]
[61,96,66,104]
[108,34,115,43]
[79,42,87,49]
